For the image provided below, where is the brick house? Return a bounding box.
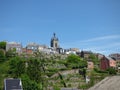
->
[22,48,33,55]
[109,53,120,73]
[100,56,109,70]
[106,57,116,68]
[100,56,116,70]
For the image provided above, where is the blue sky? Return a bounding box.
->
[0,0,120,55]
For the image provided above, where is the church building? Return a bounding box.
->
[50,33,59,49]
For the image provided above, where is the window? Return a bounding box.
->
[55,43,57,47]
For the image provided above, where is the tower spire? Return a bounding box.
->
[53,33,56,37]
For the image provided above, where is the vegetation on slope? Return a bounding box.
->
[0,46,116,90]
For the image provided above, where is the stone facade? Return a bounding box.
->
[6,42,22,54]
[87,61,94,69]
[50,33,59,49]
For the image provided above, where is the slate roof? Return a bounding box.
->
[4,78,23,90]
[106,56,116,61]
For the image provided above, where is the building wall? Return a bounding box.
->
[117,60,120,73]
[87,61,94,69]
[22,48,33,55]
[100,57,109,70]
[109,59,116,68]
[26,43,39,52]
[6,42,22,54]
[51,39,59,48]
[50,33,59,49]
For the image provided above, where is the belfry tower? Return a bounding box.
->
[50,33,59,49]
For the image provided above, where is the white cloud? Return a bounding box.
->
[84,42,120,50]
[61,35,120,55]
[83,42,120,55]
[61,35,120,47]
[81,35,120,42]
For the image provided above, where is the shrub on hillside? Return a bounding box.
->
[107,67,116,75]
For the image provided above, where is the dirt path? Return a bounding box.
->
[88,76,120,90]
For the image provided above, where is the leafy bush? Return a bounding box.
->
[94,68,108,73]
[0,49,6,62]
[59,68,68,71]
[78,84,89,89]
[107,67,116,75]
[0,41,6,50]
[9,57,25,78]
[21,74,40,90]
[68,83,71,87]
[47,68,58,72]
[53,85,60,90]
[66,54,87,69]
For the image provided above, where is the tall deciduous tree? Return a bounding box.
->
[27,52,47,90]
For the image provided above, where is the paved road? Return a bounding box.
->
[88,76,120,90]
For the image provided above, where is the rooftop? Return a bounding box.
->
[4,78,23,90]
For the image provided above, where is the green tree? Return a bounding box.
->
[21,74,40,90]
[6,49,17,59]
[0,41,6,50]
[27,57,47,90]
[0,49,6,62]
[82,68,86,78]
[89,54,99,65]
[32,51,48,89]
[27,59,42,83]
[66,54,87,69]
[107,67,116,75]
[9,57,25,77]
